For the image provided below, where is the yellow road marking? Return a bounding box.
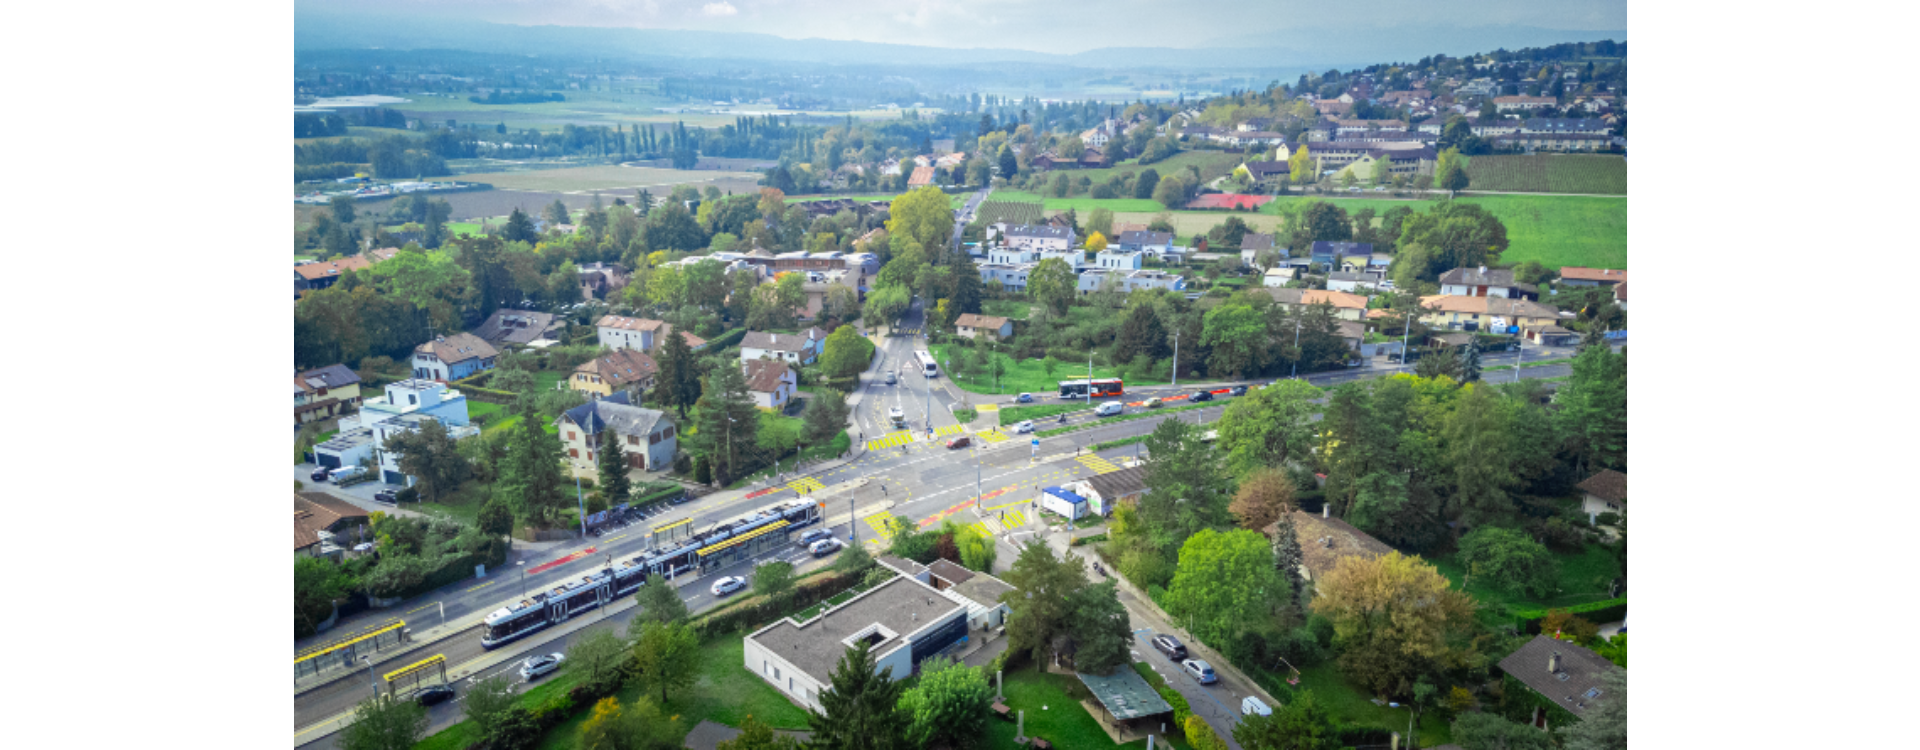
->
[465,581,495,593]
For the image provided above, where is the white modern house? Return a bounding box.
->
[596,315,672,352]
[316,380,477,486]
[1000,224,1076,252]
[1094,249,1143,271]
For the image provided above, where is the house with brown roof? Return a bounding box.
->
[1262,508,1394,584]
[1498,635,1623,730]
[907,166,936,188]
[743,359,798,412]
[295,364,363,426]
[740,329,822,366]
[1557,267,1627,288]
[597,315,708,353]
[1418,295,1565,332]
[571,349,659,396]
[294,492,370,558]
[410,333,499,382]
[1439,266,1539,300]
[952,313,1012,340]
[554,391,677,476]
[294,256,372,296]
[1265,287,1371,321]
[1576,469,1627,523]
[1493,95,1558,112]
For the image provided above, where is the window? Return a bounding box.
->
[1584,687,1603,699]
[569,449,579,458]
[567,432,575,441]
[628,435,639,445]
[649,433,660,445]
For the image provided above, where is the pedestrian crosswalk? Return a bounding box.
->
[866,431,914,451]
[975,404,999,412]
[967,521,993,539]
[895,327,921,336]
[786,476,826,495]
[933,424,965,438]
[1076,454,1123,474]
[1002,508,1031,528]
[864,510,900,539]
[977,428,1009,444]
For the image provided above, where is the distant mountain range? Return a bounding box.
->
[295,11,1623,73]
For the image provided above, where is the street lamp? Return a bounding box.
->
[1388,702,1416,750]
[361,654,379,700]
[517,560,527,599]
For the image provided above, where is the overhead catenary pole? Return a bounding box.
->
[1171,327,1179,386]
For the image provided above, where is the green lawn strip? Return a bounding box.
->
[1259,194,1626,271]
[1484,357,1573,372]
[982,299,1034,320]
[414,660,589,750]
[1034,403,1209,438]
[985,668,1196,750]
[1428,543,1623,625]
[530,631,810,750]
[411,480,494,525]
[929,343,1170,397]
[1262,663,1452,747]
[1091,435,1150,452]
[1000,403,1089,426]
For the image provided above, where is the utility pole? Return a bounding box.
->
[1290,320,1302,379]
[576,475,587,539]
[1401,306,1413,369]
[1171,327,1179,387]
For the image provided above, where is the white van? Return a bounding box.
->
[1095,401,1125,417]
[1241,696,1272,717]
[329,465,367,482]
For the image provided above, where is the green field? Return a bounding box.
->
[1251,195,1624,271]
[428,164,762,194]
[1070,150,1244,186]
[984,668,1197,750]
[1463,154,1627,195]
[1428,542,1625,618]
[996,190,1166,213]
[972,197,1046,226]
[982,299,1033,320]
[929,343,1170,397]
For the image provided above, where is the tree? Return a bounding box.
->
[1443,384,1517,524]
[494,397,569,524]
[1456,527,1558,597]
[598,427,633,504]
[1152,173,1189,208]
[478,497,515,537]
[631,620,701,704]
[1301,201,1353,244]
[631,577,691,629]
[1084,230,1109,254]
[568,625,633,694]
[1166,529,1288,647]
[330,194,358,225]
[886,187,955,252]
[1456,343,1483,383]
[1201,297,1266,379]
[1067,579,1132,674]
[1372,154,1392,187]
[579,696,682,750]
[719,714,801,750]
[294,555,352,637]
[1230,467,1296,532]
[802,387,851,444]
[1215,378,1322,476]
[1450,712,1552,750]
[1138,416,1234,552]
[819,325,871,379]
[1434,147,1470,196]
[1394,201,1510,280]
[1312,552,1478,696]
[694,362,760,485]
[898,656,992,749]
[1111,302,1169,366]
[1553,344,1626,476]
[1288,145,1314,184]
[545,199,572,228]
[997,144,1018,179]
[1027,257,1077,316]
[1086,207,1114,237]
[804,641,912,750]
[1233,689,1342,750]
[337,695,427,750]
[753,559,797,607]
[997,540,1086,669]
[463,674,518,747]
[655,326,702,419]
[1134,168,1161,199]
[1269,506,1307,612]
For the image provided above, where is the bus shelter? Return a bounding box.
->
[383,653,448,699]
[294,620,408,685]
[695,519,790,574]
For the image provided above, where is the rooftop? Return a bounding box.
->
[1265,509,1393,580]
[557,391,669,439]
[748,575,965,686]
[413,333,498,364]
[1498,635,1622,717]
[1576,469,1628,503]
[1077,666,1175,721]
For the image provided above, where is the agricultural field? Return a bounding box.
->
[1463,154,1627,195]
[1093,210,1287,238]
[1253,194,1624,270]
[427,164,762,194]
[1072,149,1244,186]
[971,198,1046,227]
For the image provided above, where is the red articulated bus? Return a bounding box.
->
[1058,378,1124,399]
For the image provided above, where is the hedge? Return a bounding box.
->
[702,327,748,351]
[1134,662,1192,734]
[449,371,520,404]
[1069,533,1109,547]
[1514,596,1627,633]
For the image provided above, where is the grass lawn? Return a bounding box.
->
[928,343,1171,397]
[467,400,505,425]
[1261,663,1452,747]
[426,164,750,193]
[1256,194,1626,271]
[531,631,811,750]
[1462,154,1627,195]
[1428,542,1623,623]
[983,299,1034,321]
[1102,210,1287,239]
[985,667,1196,750]
[412,480,493,525]
[1035,402,1208,438]
[995,190,1166,214]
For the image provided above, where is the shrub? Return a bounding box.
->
[1069,533,1109,547]
[1184,714,1226,750]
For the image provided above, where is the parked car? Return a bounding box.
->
[946,436,972,449]
[412,684,457,707]
[1152,635,1188,661]
[885,372,897,385]
[1182,659,1218,685]
[373,489,399,504]
[1241,696,1272,716]
[710,576,748,596]
[309,466,332,482]
[1144,397,1163,408]
[1190,390,1213,402]
[1229,385,1248,397]
[810,539,843,557]
[520,653,565,680]
[1095,402,1125,417]
[1013,420,1035,434]
[799,529,833,546]
[1015,393,1034,403]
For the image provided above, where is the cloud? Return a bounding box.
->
[701,1,737,16]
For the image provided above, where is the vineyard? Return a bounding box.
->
[1465,154,1627,195]
[970,198,1045,227]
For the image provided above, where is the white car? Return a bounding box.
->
[1013,420,1035,434]
[710,576,748,597]
[520,653,565,680]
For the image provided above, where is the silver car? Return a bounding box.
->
[520,653,565,680]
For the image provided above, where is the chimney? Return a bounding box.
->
[1478,265,1487,275]
[1548,651,1562,673]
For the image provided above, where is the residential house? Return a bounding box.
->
[1116,230,1174,255]
[1418,295,1565,332]
[576,263,630,300]
[742,573,980,713]
[1498,636,1624,730]
[740,329,823,366]
[1262,508,1392,584]
[294,364,363,426]
[1339,253,1394,274]
[952,314,1012,340]
[294,492,371,559]
[1493,95,1558,112]
[1240,233,1283,264]
[1612,281,1628,312]
[977,263,1032,293]
[743,359,798,412]
[410,333,498,382]
[1094,249,1144,271]
[598,315,706,352]
[1334,118,1409,134]
[1263,267,1298,287]
[1265,288,1370,321]
[988,246,1039,266]
[1116,270,1186,293]
[1492,132,1611,152]
[1240,160,1290,191]
[1326,271,1384,293]
[1557,267,1627,288]
[1439,267,1539,299]
[1524,325,1579,347]
[470,309,562,348]
[1038,247,1086,267]
[1576,469,1627,523]
[554,391,677,477]
[1309,241,1375,267]
[294,256,372,296]
[1059,464,1145,517]
[317,379,478,485]
[570,349,659,397]
[876,556,1016,631]
[1002,224,1077,252]
[907,166,936,187]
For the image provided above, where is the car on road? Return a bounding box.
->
[1190,390,1213,402]
[1144,397,1163,408]
[1229,385,1248,397]
[1182,658,1218,685]
[1016,393,1034,403]
[412,684,457,707]
[1095,401,1125,417]
[374,489,399,504]
[1242,696,1272,716]
[885,372,897,385]
[520,653,565,680]
[810,538,843,557]
[1013,420,1035,434]
[799,529,833,546]
[1152,635,1188,661]
[710,576,748,597]
[945,436,972,449]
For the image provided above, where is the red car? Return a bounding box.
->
[945,436,972,449]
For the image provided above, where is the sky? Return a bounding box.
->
[297,0,1626,55]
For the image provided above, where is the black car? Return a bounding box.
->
[412,684,457,707]
[1152,634,1188,661]
[1190,390,1214,402]
[374,489,399,504]
[310,467,331,482]
[1228,385,1248,397]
